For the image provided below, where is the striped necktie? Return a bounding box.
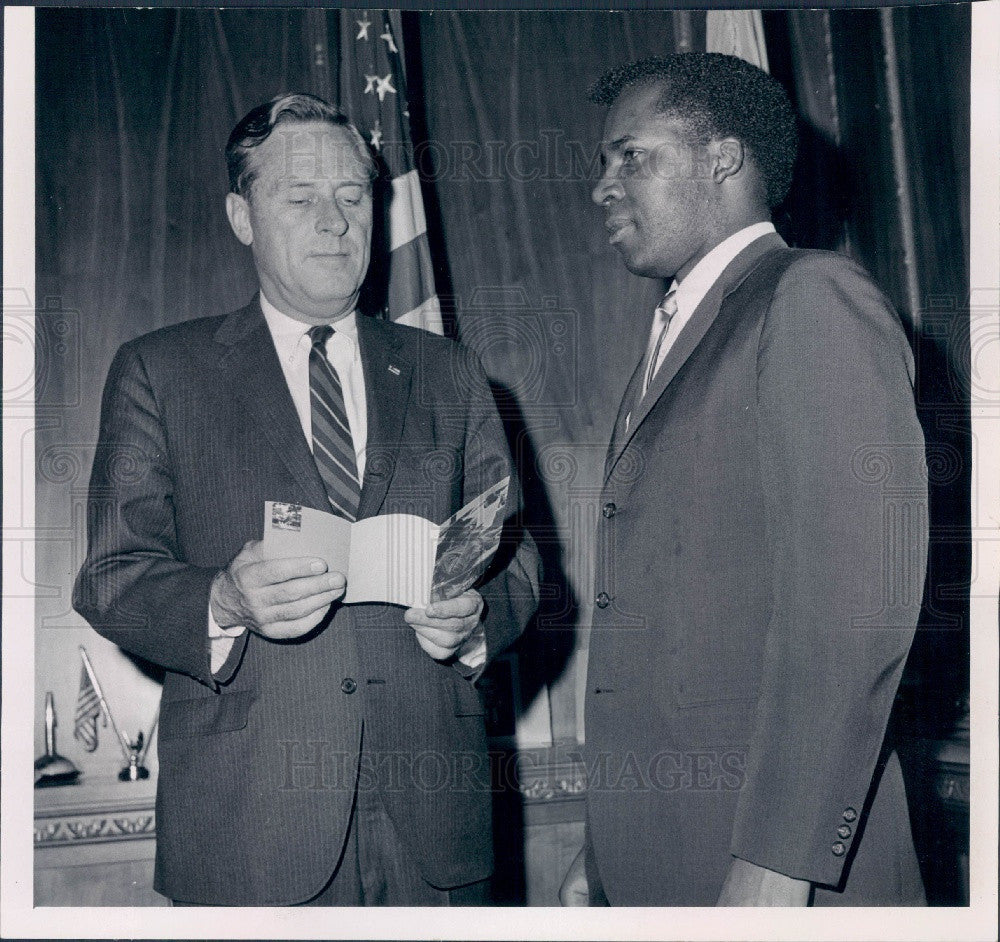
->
[641,288,679,398]
[308,325,361,521]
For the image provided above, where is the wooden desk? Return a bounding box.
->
[34,776,165,907]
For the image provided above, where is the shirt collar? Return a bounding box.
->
[671,221,776,316]
[259,291,358,357]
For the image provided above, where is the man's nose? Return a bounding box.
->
[315,199,349,236]
[592,169,622,206]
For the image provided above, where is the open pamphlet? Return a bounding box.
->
[261,476,510,609]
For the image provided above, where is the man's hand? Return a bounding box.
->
[716,858,811,906]
[210,540,346,640]
[558,847,589,906]
[403,589,484,661]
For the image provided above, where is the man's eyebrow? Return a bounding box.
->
[277,176,371,189]
[607,134,635,152]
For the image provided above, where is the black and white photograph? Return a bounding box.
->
[2,2,997,939]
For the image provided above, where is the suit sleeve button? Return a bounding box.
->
[831,842,845,856]
[843,807,857,822]
[596,592,611,609]
[602,502,617,518]
[341,678,357,694]
[837,824,852,839]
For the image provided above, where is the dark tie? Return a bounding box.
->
[308,325,360,521]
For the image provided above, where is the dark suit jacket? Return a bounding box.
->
[584,234,927,905]
[73,300,540,905]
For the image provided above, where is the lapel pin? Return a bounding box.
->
[387,364,401,376]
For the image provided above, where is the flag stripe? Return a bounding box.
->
[74,664,101,752]
[388,231,437,323]
[705,10,770,71]
[389,169,428,251]
[395,295,445,334]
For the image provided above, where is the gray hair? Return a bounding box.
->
[225,93,377,197]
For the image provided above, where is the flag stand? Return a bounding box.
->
[79,646,157,782]
[34,691,81,788]
[118,708,158,782]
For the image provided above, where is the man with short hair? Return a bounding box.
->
[74,93,539,906]
[560,54,927,906]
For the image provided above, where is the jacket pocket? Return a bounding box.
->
[159,690,255,742]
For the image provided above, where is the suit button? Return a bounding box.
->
[843,807,857,822]
[595,592,611,609]
[602,502,617,518]
[837,824,852,840]
[831,842,845,857]
[341,678,357,694]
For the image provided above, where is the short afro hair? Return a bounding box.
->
[590,53,798,207]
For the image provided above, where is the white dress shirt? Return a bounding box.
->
[209,293,485,673]
[644,221,776,389]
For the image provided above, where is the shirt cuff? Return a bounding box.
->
[456,622,487,670]
[208,604,246,676]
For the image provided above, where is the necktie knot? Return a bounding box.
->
[657,289,678,323]
[308,324,334,349]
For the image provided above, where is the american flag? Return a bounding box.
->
[706,10,770,71]
[339,10,443,334]
[73,663,103,752]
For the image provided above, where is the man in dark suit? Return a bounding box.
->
[73,93,539,906]
[560,54,927,906]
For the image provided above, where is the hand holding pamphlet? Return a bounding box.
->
[260,477,510,609]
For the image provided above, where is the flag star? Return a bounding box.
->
[380,28,398,54]
[374,73,396,102]
[356,18,372,40]
[370,122,383,151]
[363,74,379,95]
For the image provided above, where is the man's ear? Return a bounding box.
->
[225,192,254,246]
[710,137,746,184]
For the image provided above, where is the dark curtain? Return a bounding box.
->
[36,7,970,904]
[36,10,344,387]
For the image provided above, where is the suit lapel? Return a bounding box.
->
[355,314,412,519]
[213,297,329,510]
[604,353,647,480]
[604,233,788,485]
